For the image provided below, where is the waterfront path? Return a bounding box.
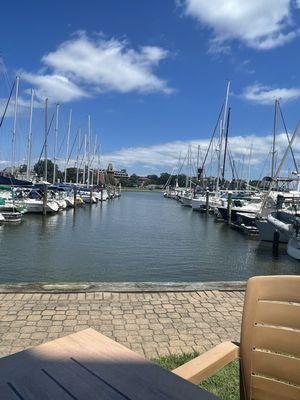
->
[0,290,244,359]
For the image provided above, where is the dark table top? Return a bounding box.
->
[0,328,220,399]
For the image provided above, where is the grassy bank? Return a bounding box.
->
[153,353,239,400]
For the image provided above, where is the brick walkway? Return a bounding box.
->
[0,290,244,359]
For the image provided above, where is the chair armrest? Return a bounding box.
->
[172,341,239,384]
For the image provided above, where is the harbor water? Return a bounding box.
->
[0,191,298,283]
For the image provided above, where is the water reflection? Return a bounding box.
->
[0,192,298,283]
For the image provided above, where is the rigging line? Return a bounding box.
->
[176,150,188,176]
[66,129,79,166]
[257,151,271,185]
[0,80,15,130]
[56,115,70,158]
[72,134,85,169]
[227,148,235,180]
[227,145,239,181]
[37,110,55,163]
[89,144,100,169]
[222,107,231,180]
[200,102,224,175]
[278,101,298,174]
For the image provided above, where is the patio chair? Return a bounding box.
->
[172,275,300,399]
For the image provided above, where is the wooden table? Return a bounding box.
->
[0,328,220,399]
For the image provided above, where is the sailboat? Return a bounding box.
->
[256,101,300,242]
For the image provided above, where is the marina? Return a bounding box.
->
[1,3,300,399]
[0,191,298,283]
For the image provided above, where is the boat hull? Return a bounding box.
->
[255,218,289,243]
[287,237,300,260]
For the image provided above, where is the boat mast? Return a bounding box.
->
[64,109,72,184]
[189,145,192,190]
[216,81,231,193]
[87,115,91,186]
[83,133,87,184]
[53,103,59,184]
[221,106,231,182]
[97,147,100,186]
[196,144,200,183]
[260,120,300,212]
[76,128,81,185]
[216,119,223,192]
[26,88,34,180]
[246,143,253,189]
[12,76,20,176]
[185,147,189,189]
[271,99,278,179]
[44,98,48,182]
[91,135,97,186]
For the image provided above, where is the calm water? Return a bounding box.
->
[0,191,298,283]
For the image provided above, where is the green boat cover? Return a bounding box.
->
[0,185,12,191]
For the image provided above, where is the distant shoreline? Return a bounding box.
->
[121,188,162,192]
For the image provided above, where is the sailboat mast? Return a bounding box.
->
[87,115,91,186]
[64,109,72,184]
[44,98,48,182]
[26,88,34,180]
[53,103,59,184]
[247,144,253,189]
[12,76,20,176]
[271,99,278,178]
[97,147,100,186]
[216,80,231,192]
[221,107,231,181]
[216,119,223,192]
[189,145,192,189]
[83,134,87,184]
[91,135,97,186]
[185,147,189,188]
[76,128,81,185]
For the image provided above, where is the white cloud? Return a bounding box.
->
[101,132,300,176]
[22,73,87,103]
[183,0,299,51]
[20,32,172,102]
[241,84,300,105]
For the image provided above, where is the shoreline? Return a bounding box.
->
[0,281,246,293]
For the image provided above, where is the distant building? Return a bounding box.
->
[114,169,128,179]
[107,163,114,174]
[137,176,148,187]
[103,164,128,179]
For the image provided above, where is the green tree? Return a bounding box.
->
[146,174,159,185]
[158,172,171,186]
[34,160,59,182]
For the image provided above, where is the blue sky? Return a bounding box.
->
[1,0,300,177]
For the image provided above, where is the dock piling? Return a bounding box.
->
[206,190,210,215]
[73,185,77,209]
[227,192,232,225]
[43,184,47,216]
